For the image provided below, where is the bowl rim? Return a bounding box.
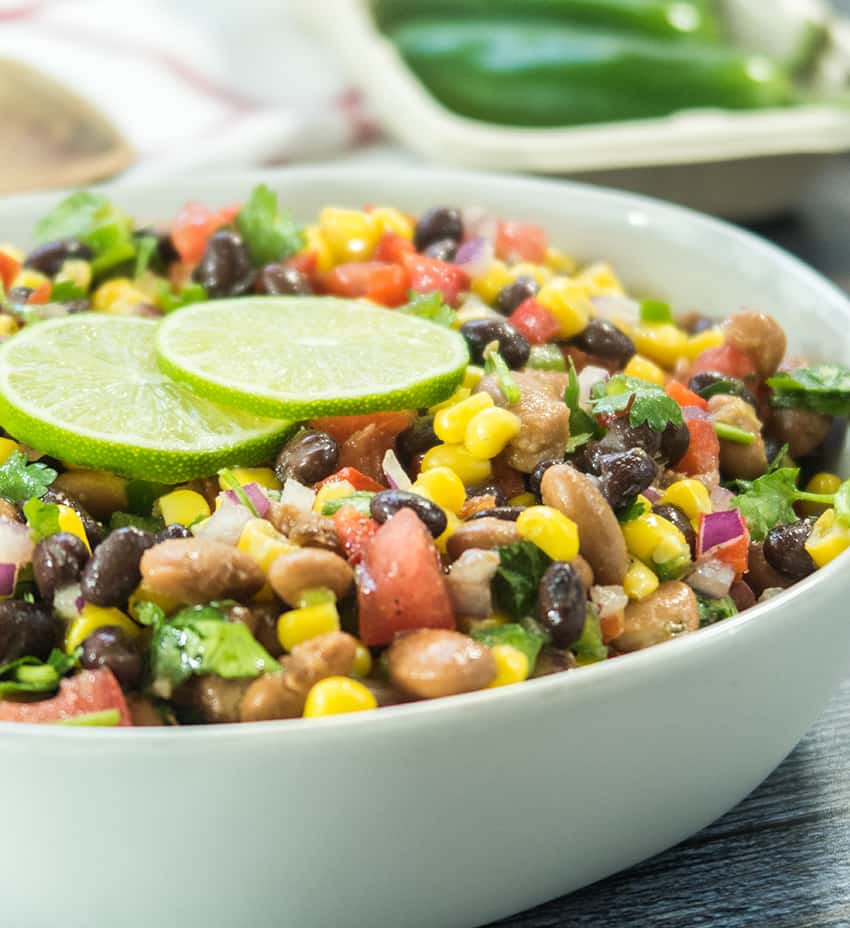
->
[2,163,848,741]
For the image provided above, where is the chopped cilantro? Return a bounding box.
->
[696,594,738,627]
[0,450,56,504]
[591,374,683,432]
[484,344,521,405]
[767,364,850,416]
[49,279,86,303]
[470,623,545,673]
[638,299,673,324]
[236,184,304,266]
[564,357,601,453]
[22,497,62,541]
[617,496,650,523]
[492,541,552,620]
[133,601,166,628]
[399,291,457,328]
[0,647,79,697]
[134,234,159,278]
[572,604,608,663]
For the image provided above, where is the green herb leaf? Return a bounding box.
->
[0,450,57,504]
[236,184,304,266]
[572,604,608,664]
[592,375,683,432]
[714,422,755,445]
[134,234,159,278]
[321,492,374,516]
[399,291,457,328]
[492,541,552,620]
[767,364,850,416]
[484,345,521,405]
[133,601,166,628]
[693,377,743,400]
[49,279,86,302]
[638,299,673,325]
[0,647,78,696]
[730,467,802,542]
[768,443,792,472]
[617,496,650,524]
[159,282,208,314]
[22,497,62,541]
[564,357,601,453]
[696,593,738,627]
[470,622,545,674]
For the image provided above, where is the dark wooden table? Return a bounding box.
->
[492,159,850,928]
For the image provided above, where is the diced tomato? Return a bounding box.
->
[495,221,548,263]
[287,250,319,287]
[333,506,380,565]
[665,380,708,411]
[374,232,416,265]
[170,201,235,264]
[690,344,758,384]
[698,513,750,579]
[600,611,626,644]
[366,264,410,307]
[357,508,455,645]
[320,261,411,307]
[508,298,560,345]
[317,466,385,493]
[675,418,720,476]
[0,669,132,725]
[0,251,20,290]
[311,411,416,445]
[401,253,468,307]
[217,203,241,224]
[26,281,51,305]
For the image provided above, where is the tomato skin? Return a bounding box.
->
[366,264,410,307]
[665,380,708,411]
[287,251,319,288]
[310,411,415,445]
[317,466,385,493]
[357,508,455,646]
[675,418,720,476]
[0,669,132,725]
[26,281,51,305]
[690,344,758,383]
[374,232,416,265]
[495,221,548,263]
[320,261,410,307]
[171,202,235,264]
[0,251,20,290]
[401,253,468,307]
[508,298,560,345]
[333,506,380,565]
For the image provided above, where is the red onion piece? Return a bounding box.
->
[698,509,746,556]
[225,482,269,517]
[0,563,15,597]
[454,237,494,279]
[460,207,497,242]
[642,487,661,503]
[590,584,628,619]
[280,478,315,513]
[0,516,34,568]
[382,449,412,491]
[194,501,252,545]
[578,365,609,409]
[685,558,735,597]
[75,594,85,613]
[710,485,735,511]
[683,405,711,422]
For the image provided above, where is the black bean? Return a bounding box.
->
[396,416,438,468]
[577,418,662,476]
[598,448,657,510]
[255,263,312,296]
[32,532,89,601]
[423,238,458,262]
[414,207,463,252]
[494,276,539,316]
[24,239,93,276]
[134,227,178,266]
[572,319,635,364]
[652,503,696,555]
[464,483,507,507]
[370,490,448,537]
[536,562,587,650]
[730,579,756,612]
[80,626,142,689]
[0,600,61,664]
[460,318,530,370]
[660,419,691,467]
[763,520,816,581]
[274,430,339,486]
[468,506,523,522]
[192,230,255,298]
[80,527,156,607]
[688,371,757,407]
[529,458,564,500]
[42,489,105,548]
[155,523,192,542]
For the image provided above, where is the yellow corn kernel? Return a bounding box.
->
[11,268,48,292]
[544,247,577,275]
[471,260,514,304]
[511,262,552,287]
[575,262,624,296]
[65,604,140,653]
[369,206,413,240]
[411,467,466,515]
[804,509,850,568]
[303,676,377,718]
[92,278,149,314]
[0,243,23,263]
[128,583,181,621]
[801,472,842,518]
[319,207,380,263]
[623,559,660,601]
[435,510,461,555]
[421,444,492,486]
[429,386,471,415]
[352,641,372,678]
[0,315,18,336]
[278,598,340,652]
[434,392,494,444]
[462,366,484,390]
[535,278,592,339]
[464,407,521,460]
[238,518,295,574]
[157,489,210,527]
[508,494,534,509]
[623,354,666,387]
[313,480,356,514]
[682,327,724,361]
[629,323,690,370]
[622,513,689,575]
[516,506,580,561]
[660,479,712,527]
[55,258,92,293]
[0,437,21,465]
[56,505,91,552]
[222,467,281,491]
[488,644,529,687]
[303,224,334,272]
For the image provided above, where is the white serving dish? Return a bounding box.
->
[297,0,850,219]
[2,167,850,928]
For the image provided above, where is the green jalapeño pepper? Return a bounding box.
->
[388,18,795,127]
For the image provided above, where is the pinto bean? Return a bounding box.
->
[768,407,832,459]
[570,555,594,591]
[0,500,19,522]
[721,310,787,378]
[707,394,767,480]
[388,629,496,699]
[173,675,252,723]
[446,517,520,560]
[540,464,628,585]
[612,581,699,652]
[746,541,792,596]
[268,548,354,606]
[267,502,342,553]
[139,538,264,604]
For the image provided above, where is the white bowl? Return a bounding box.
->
[2,168,849,928]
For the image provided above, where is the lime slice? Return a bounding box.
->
[155,296,469,419]
[0,315,294,482]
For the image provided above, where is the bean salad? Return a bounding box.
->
[0,188,849,727]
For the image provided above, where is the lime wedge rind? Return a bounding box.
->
[155,296,469,419]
